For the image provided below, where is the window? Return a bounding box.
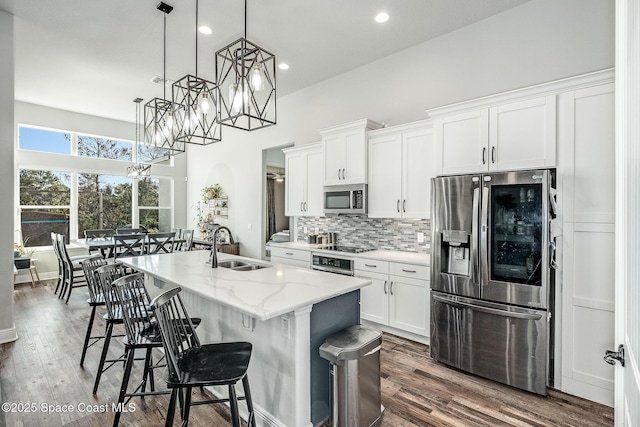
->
[78,173,132,236]
[139,178,172,232]
[19,169,71,246]
[138,142,171,165]
[18,127,71,154]
[78,134,132,160]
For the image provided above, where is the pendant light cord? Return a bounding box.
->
[244,0,247,39]
[163,13,167,100]
[195,0,198,76]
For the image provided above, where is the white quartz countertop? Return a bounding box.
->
[269,242,430,266]
[118,251,371,321]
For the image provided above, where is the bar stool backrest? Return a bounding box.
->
[112,273,155,342]
[80,255,108,303]
[146,232,175,254]
[150,287,201,378]
[181,229,194,251]
[95,263,128,319]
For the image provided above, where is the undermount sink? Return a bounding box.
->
[218,260,270,271]
[218,260,249,269]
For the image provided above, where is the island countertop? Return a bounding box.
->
[118,250,371,321]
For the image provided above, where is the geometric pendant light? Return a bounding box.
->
[127,98,151,179]
[215,0,276,131]
[173,0,222,145]
[144,2,185,156]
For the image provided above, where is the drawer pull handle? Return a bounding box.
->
[285,252,294,256]
[402,269,417,273]
[365,264,377,268]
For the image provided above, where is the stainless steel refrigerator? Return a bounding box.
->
[430,169,556,395]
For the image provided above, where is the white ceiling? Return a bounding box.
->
[0,0,531,123]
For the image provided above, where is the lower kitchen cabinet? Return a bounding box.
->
[356,258,430,337]
[271,247,310,269]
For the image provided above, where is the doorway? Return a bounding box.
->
[263,144,293,260]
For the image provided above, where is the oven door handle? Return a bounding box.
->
[432,294,543,320]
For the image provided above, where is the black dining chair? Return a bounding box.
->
[146,232,175,254]
[179,229,194,251]
[113,233,146,259]
[51,232,65,295]
[79,255,109,366]
[116,226,147,235]
[85,229,115,258]
[150,287,256,427]
[57,233,92,303]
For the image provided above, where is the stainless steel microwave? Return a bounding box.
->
[323,184,367,215]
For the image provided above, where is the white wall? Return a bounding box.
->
[0,10,17,343]
[185,0,615,259]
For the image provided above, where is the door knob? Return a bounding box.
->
[604,344,625,367]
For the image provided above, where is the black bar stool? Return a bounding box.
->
[79,255,109,366]
[150,287,256,427]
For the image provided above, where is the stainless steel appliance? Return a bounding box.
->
[323,184,367,215]
[430,169,556,395]
[312,247,373,276]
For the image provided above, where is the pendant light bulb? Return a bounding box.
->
[230,82,248,114]
[200,93,210,114]
[250,64,264,91]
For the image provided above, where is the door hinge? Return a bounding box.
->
[604,344,625,367]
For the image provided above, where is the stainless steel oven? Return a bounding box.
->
[311,253,354,276]
[323,184,367,215]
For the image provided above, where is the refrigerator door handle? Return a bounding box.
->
[432,294,543,321]
[480,184,490,286]
[471,186,480,284]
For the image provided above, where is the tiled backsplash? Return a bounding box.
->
[297,216,431,253]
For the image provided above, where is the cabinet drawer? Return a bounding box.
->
[390,262,429,280]
[355,258,389,274]
[272,257,309,269]
[270,247,310,262]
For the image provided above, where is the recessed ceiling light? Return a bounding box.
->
[198,25,212,35]
[375,12,389,23]
[278,63,290,70]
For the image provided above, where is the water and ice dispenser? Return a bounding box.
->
[441,229,470,276]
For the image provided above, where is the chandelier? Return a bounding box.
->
[173,0,222,145]
[127,98,151,179]
[215,0,276,131]
[144,2,185,156]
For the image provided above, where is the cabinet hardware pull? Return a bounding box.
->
[300,202,303,211]
[491,146,496,164]
[285,252,294,255]
[365,264,376,268]
[403,200,406,212]
[482,147,486,164]
[383,280,387,294]
[390,281,394,295]
[397,200,400,213]
[342,168,346,180]
[337,169,341,180]
[304,202,307,211]
[402,269,417,273]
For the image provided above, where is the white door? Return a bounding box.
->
[357,271,389,325]
[323,134,345,185]
[368,133,402,218]
[435,109,489,175]
[305,148,324,216]
[342,129,367,184]
[402,128,433,219]
[614,1,640,424]
[285,151,306,216]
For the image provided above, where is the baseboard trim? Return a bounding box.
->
[0,326,18,344]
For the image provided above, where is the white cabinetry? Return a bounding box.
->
[320,119,382,185]
[432,95,556,175]
[356,258,429,337]
[284,144,323,217]
[558,82,615,406]
[368,122,434,218]
[270,247,310,269]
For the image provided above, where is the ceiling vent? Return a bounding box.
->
[150,75,174,86]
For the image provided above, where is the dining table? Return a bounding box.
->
[72,235,186,257]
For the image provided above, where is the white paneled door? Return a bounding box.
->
[615,0,640,425]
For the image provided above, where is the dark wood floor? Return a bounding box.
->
[1,280,613,427]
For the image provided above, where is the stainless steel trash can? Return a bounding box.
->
[319,324,383,427]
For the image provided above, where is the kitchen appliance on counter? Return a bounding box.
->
[323,184,367,215]
[430,169,557,395]
[312,247,374,276]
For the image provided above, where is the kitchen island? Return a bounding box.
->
[118,250,372,427]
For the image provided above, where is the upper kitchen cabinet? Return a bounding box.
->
[368,121,434,218]
[431,95,557,175]
[320,119,383,186]
[283,143,324,217]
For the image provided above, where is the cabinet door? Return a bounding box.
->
[343,129,367,184]
[285,152,306,216]
[489,95,556,171]
[368,133,402,218]
[323,134,345,185]
[356,271,389,325]
[402,129,433,219]
[305,148,324,216]
[389,275,429,336]
[435,109,489,175]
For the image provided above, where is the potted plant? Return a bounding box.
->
[202,184,222,204]
[14,234,36,269]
